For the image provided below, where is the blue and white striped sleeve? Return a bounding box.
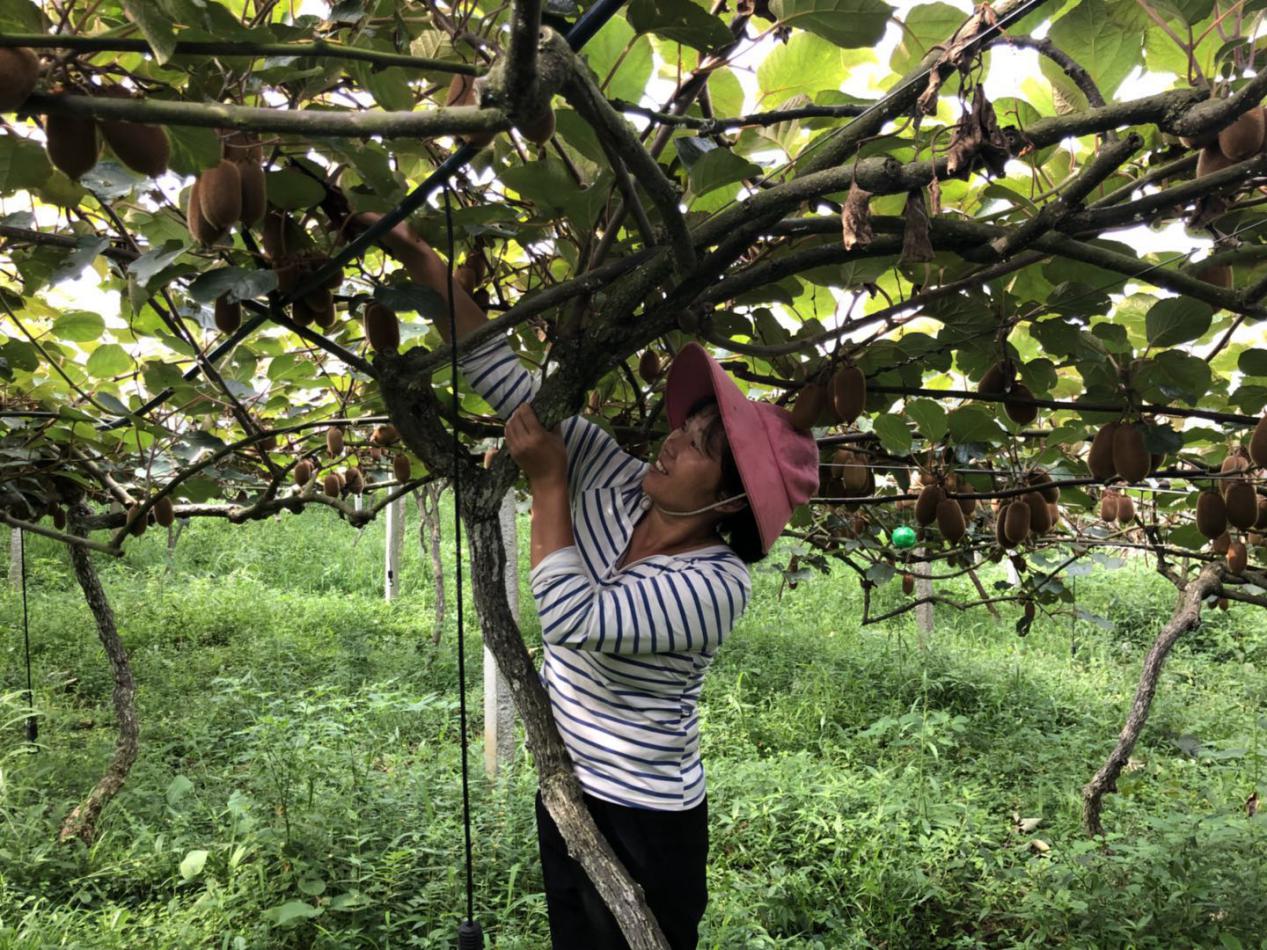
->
[457,336,646,492]
[529,547,751,654]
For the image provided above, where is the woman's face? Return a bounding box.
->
[644,406,728,510]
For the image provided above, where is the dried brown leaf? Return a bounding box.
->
[901,188,935,264]
[841,181,874,251]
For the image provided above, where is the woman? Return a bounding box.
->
[364,216,819,948]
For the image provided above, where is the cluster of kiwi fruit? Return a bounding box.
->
[790,362,867,431]
[824,448,875,502]
[911,473,973,543]
[293,424,413,501]
[977,359,1038,425]
[1187,101,1267,283]
[992,470,1060,549]
[122,495,175,537]
[1194,443,1267,575]
[1086,419,1156,483]
[42,83,170,181]
[188,131,266,246]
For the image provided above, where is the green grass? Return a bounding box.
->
[0,503,1265,948]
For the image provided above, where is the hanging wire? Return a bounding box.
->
[443,185,483,949]
[20,529,36,745]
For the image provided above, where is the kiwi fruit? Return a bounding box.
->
[1004,383,1038,425]
[344,466,365,495]
[1256,496,1267,530]
[977,360,1011,396]
[326,426,344,458]
[1196,489,1228,539]
[836,450,869,493]
[789,382,825,431]
[362,301,400,354]
[294,459,313,487]
[1218,107,1265,161]
[0,48,39,112]
[50,503,66,530]
[1047,501,1060,528]
[1025,491,1052,534]
[638,350,661,384]
[214,296,241,334]
[1112,424,1150,483]
[1226,480,1258,529]
[1088,422,1120,481]
[237,160,267,227]
[1250,415,1267,468]
[517,107,556,145]
[831,365,867,425]
[98,88,169,177]
[393,453,412,483]
[1227,539,1248,575]
[1211,531,1232,555]
[154,495,175,528]
[1219,451,1250,496]
[1100,491,1119,523]
[313,299,338,332]
[125,503,146,537]
[995,511,1012,548]
[323,473,341,498]
[186,177,225,245]
[222,129,264,164]
[1028,468,1060,504]
[198,160,243,230]
[936,497,966,542]
[1003,501,1031,545]
[290,298,318,327]
[914,484,944,526]
[902,572,915,596]
[1197,145,1235,177]
[45,112,99,180]
[455,264,479,294]
[1116,493,1135,524]
[372,424,400,446]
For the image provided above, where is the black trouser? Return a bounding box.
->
[535,791,709,949]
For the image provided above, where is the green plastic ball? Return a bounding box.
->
[891,525,917,549]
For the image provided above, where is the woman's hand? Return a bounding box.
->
[505,404,567,488]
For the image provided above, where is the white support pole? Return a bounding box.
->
[915,547,934,648]
[8,528,21,590]
[484,492,519,778]
[384,496,405,601]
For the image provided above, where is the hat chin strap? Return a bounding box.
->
[653,492,748,518]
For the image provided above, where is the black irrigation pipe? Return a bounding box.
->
[97,0,630,433]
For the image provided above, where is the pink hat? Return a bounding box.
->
[666,343,820,554]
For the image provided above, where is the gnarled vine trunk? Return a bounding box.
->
[1081,562,1224,836]
[60,504,138,845]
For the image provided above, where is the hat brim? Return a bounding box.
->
[666,344,793,554]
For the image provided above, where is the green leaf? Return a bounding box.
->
[1145,297,1214,347]
[0,132,53,191]
[166,126,222,176]
[771,0,893,49]
[905,398,947,442]
[1047,0,1145,98]
[187,268,278,305]
[263,901,322,926]
[86,344,132,379]
[0,0,47,31]
[265,169,326,211]
[1145,350,1212,405]
[947,405,1006,444]
[1237,348,1267,376]
[122,0,178,64]
[179,849,208,881]
[581,18,654,104]
[757,33,849,103]
[628,0,733,50]
[52,311,104,343]
[890,3,970,78]
[676,138,762,195]
[128,240,187,289]
[872,412,912,455]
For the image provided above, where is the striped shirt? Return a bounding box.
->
[459,337,752,810]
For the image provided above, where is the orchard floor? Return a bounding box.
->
[1,502,1265,948]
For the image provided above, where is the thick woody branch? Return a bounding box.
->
[0,33,479,73]
[504,0,544,114]
[24,91,510,140]
[986,133,1142,260]
[1081,562,1224,836]
[0,511,121,555]
[992,35,1107,109]
[555,36,695,269]
[612,99,869,134]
